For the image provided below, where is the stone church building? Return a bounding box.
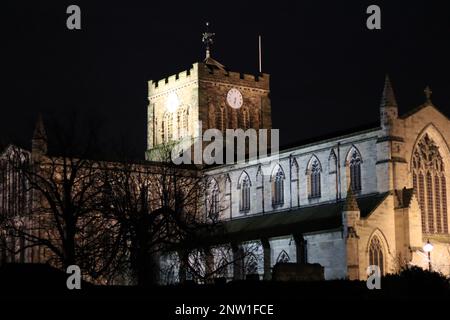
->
[148,53,450,282]
[1,35,449,284]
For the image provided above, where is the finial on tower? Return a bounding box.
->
[202,22,215,59]
[424,86,433,104]
[380,74,398,108]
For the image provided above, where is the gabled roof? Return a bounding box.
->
[399,102,450,121]
[203,57,226,71]
[204,192,390,245]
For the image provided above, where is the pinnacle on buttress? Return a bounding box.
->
[32,113,47,155]
[343,186,359,212]
[380,74,398,109]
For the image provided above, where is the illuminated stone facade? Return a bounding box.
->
[146,62,271,160]
[156,71,450,282]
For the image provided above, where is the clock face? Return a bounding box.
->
[226,88,243,109]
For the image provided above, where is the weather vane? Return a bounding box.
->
[202,22,215,59]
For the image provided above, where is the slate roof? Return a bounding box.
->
[203,192,390,245]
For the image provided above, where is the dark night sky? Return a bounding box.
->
[2,1,450,159]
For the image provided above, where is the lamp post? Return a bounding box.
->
[423,239,433,271]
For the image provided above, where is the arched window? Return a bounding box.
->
[272,167,285,206]
[176,107,189,139]
[161,119,165,143]
[241,108,250,130]
[348,149,362,192]
[291,158,299,181]
[218,106,227,133]
[412,134,448,234]
[183,108,189,134]
[176,111,181,139]
[239,173,251,213]
[167,114,173,141]
[246,254,258,275]
[368,236,384,275]
[163,112,173,142]
[256,166,263,187]
[276,250,290,263]
[207,180,220,219]
[216,257,230,278]
[230,109,238,129]
[307,157,321,199]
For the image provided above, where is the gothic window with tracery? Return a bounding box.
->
[276,250,290,263]
[412,134,448,234]
[163,112,173,142]
[368,236,384,275]
[348,149,362,192]
[308,158,321,198]
[207,180,220,219]
[272,167,285,206]
[176,108,189,139]
[217,257,229,278]
[246,254,258,275]
[239,174,251,213]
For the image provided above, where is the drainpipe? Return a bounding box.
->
[337,142,342,200]
[262,172,265,214]
[289,154,292,209]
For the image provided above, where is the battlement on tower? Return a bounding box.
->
[198,62,269,90]
[148,62,270,97]
[148,64,199,96]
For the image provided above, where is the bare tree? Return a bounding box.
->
[100,143,216,286]
[0,115,123,283]
[0,120,260,286]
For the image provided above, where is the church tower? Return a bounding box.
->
[146,24,271,161]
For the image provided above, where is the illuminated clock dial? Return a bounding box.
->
[226,88,243,109]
